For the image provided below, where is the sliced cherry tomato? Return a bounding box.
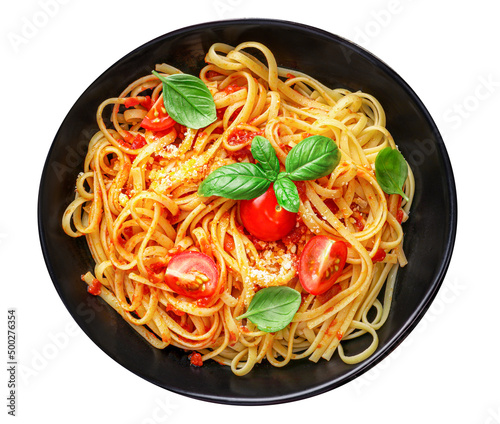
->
[140,95,175,131]
[298,235,347,295]
[165,251,219,299]
[239,185,297,242]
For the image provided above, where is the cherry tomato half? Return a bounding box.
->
[298,235,347,295]
[140,95,175,131]
[165,251,219,299]
[239,184,297,242]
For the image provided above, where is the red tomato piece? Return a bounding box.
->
[124,96,152,109]
[206,70,222,79]
[298,235,348,295]
[124,97,140,108]
[239,185,297,242]
[372,248,386,263]
[227,129,262,146]
[130,134,147,150]
[223,234,235,252]
[87,279,101,296]
[227,147,254,163]
[351,211,365,231]
[222,83,244,95]
[188,352,203,367]
[140,95,175,131]
[165,251,219,299]
[396,209,404,224]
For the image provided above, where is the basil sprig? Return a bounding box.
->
[375,146,409,201]
[236,286,301,333]
[198,135,340,213]
[152,71,216,129]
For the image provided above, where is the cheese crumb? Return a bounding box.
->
[118,193,129,207]
[246,251,296,288]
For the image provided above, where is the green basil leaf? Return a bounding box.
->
[250,136,280,180]
[273,177,300,213]
[375,147,409,201]
[236,286,301,333]
[153,71,216,129]
[285,135,341,181]
[198,163,271,200]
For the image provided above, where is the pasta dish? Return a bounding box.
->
[62,41,414,376]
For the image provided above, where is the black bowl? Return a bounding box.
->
[38,19,457,405]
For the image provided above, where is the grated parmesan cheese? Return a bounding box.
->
[245,251,296,288]
[118,193,129,207]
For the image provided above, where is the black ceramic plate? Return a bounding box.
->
[38,19,457,405]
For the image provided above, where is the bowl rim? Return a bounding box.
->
[38,17,457,405]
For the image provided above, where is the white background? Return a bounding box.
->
[2,0,499,422]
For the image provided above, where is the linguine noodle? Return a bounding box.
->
[62,41,414,375]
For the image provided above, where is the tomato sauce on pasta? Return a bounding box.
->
[62,42,414,376]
